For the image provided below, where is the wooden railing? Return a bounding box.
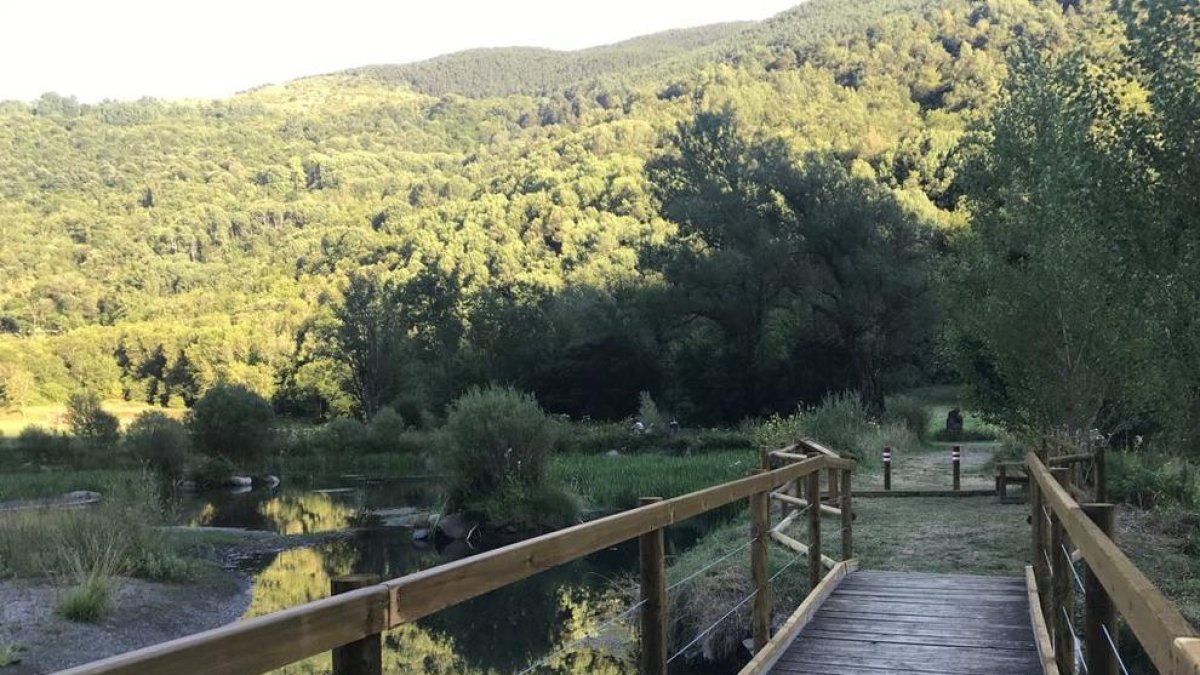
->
[59,446,855,675]
[1026,452,1200,675]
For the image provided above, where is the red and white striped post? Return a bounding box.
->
[883,446,892,491]
[952,446,962,492]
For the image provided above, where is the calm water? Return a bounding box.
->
[175,477,731,674]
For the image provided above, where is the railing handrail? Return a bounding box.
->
[60,452,851,675]
[1026,452,1199,673]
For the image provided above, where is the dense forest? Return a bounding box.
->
[2,0,1197,449]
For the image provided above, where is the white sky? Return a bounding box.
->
[1,0,800,103]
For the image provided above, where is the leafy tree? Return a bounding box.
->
[188,383,275,466]
[125,411,192,479]
[64,391,120,450]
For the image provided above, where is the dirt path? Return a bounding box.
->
[856,441,1002,491]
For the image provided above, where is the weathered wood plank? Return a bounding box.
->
[388,454,831,623]
[1025,564,1059,675]
[801,629,1036,652]
[55,585,390,675]
[1027,452,1199,673]
[737,560,857,675]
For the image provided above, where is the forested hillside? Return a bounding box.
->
[2,0,1176,435]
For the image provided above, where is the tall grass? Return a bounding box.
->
[549,451,755,510]
[0,472,194,583]
[748,392,916,469]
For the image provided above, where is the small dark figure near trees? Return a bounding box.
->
[669,419,680,435]
[946,408,964,435]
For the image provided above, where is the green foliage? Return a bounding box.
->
[188,383,275,466]
[749,392,914,466]
[0,643,25,667]
[190,455,238,487]
[550,450,753,509]
[636,391,667,434]
[124,411,191,479]
[1108,450,1200,509]
[56,575,115,623]
[884,395,930,443]
[65,391,120,451]
[14,425,75,466]
[442,386,563,525]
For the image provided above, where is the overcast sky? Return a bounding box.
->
[2,0,800,102]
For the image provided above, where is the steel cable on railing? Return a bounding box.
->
[1100,623,1131,675]
[513,597,648,675]
[1061,543,1086,595]
[666,535,814,665]
[1061,606,1087,674]
[514,503,813,674]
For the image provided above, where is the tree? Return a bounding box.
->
[188,383,275,466]
[648,111,936,417]
[64,391,120,450]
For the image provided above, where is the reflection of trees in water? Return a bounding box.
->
[186,491,358,533]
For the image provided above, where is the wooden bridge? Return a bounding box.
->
[58,441,1200,675]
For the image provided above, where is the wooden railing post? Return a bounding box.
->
[639,497,667,675]
[751,475,771,652]
[827,467,839,501]
[840,469,853,561]
[1094,446,1107,503]
[331,574,382,675]
[1082,503,1117,675]
[807,470,822,589]
[1049,467,1074,674]
[637,497,668,675]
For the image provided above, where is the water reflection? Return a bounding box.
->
[242,531,638,674]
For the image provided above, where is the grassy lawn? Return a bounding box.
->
[0,401,183,436]
[550,450,757,510]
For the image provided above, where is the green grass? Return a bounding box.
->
[0,468,140,501]
[0,401,183,436]
[0,643,25,667]
[549,450,756,510]
[55,575,116,622]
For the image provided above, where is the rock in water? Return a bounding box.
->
[227,476,253,487]
[412,528,430,542]
[436,513,478,540]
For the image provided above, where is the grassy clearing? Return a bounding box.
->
[900,385,1001,442]
[549,450,756,510]
[0,468,140,501]
[0,401,183,436]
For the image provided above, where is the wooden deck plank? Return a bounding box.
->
[763,570,1041,675]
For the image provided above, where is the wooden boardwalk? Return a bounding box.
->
[767,570,1043,675]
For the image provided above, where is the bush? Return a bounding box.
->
[125,412,191,479]
[56,575,115,623]
[638,391,668,435]
[367,406,407,452]
[443,386,571,527]
[885,396,929,442]
[747,392,915,467]
[65,391,121,451]
[188,383,275,466]
[191,455,237,487]
[1108,450,1199,509]
[15,425,75,465]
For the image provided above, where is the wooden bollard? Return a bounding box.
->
[331,574,382,675]
[952,446,962,492]
[998,464,1007,499]
[750,474,771,652]
[639,497,667,675]
[1082,503,1117,675]
[883,447,892,491]
[807,471,822,590]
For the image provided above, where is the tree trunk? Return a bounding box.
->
[853,351,885,418]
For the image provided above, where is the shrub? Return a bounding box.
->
[125,412,191,479]
[443,386,570,526]
[367,406,407,452]
[65,391,121,451]
[323,417,370,453]
[188,383,275,466]
[56,575,115,623]
[885,395,929,442]
[747,392,914,467]
[191,455,237,487]
[1108,450,1199,509]
[638,391,668,435]
[15,425,75,465]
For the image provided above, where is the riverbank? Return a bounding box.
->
[0,527,354,673]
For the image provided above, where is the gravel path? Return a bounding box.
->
[0,567,250,674]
